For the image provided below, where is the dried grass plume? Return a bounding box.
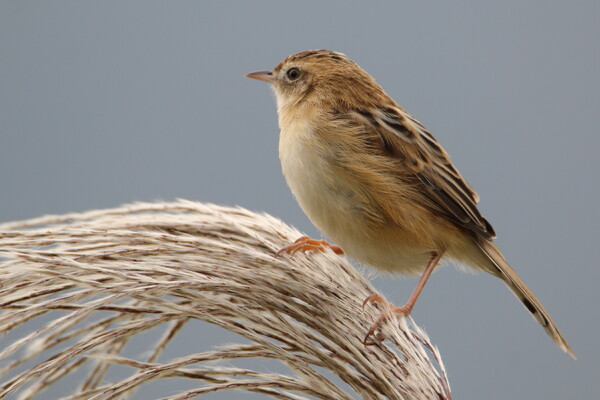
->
[0,200,450,399]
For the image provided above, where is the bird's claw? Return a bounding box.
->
[277,236,344,256]
[362,294,411,346]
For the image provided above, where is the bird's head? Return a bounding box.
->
[246,49,388,113]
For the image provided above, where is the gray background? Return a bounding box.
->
[1,1,598,399]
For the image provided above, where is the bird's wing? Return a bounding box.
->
[350,106,496,239]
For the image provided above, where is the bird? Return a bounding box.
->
[245,49,574,358]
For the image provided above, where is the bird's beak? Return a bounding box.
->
[245,70,274,83]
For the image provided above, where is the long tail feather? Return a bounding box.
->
[476,240,575,359]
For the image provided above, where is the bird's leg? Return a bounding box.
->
[277,235,344,255]
[363,251,442,345]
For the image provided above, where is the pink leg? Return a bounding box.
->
[363,251,442,345]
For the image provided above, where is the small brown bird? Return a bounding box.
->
[246,49,574,358]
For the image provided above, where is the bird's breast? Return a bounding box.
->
[278,117,433,274]
[279,118,349,233]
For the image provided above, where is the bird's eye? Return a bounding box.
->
[286,68,300,81]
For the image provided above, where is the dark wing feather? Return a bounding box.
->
[351,106,496,239]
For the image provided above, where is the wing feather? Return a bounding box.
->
[350,106,495,238]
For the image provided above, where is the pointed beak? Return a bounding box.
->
[245,70,274,83]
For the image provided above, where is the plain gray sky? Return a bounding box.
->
[1,1,598,399]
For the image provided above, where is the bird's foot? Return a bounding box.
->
[362,293,412,345]
[276,236,344,255]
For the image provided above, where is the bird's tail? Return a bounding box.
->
[476,240,575,359]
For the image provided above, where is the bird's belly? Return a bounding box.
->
[280,137,431,275]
